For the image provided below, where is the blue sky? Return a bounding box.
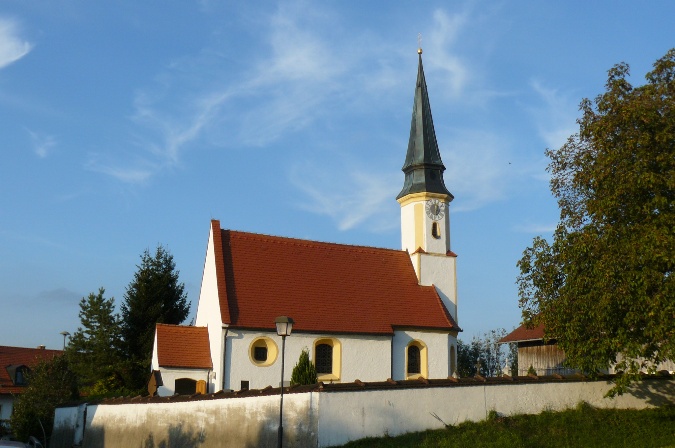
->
[1,1,673,350]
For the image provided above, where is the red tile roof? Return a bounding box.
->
[156,324,213,369]
[0,345,62,395]
[211,220,459,335]
[499,323,546,343]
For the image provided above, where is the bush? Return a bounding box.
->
[290,348,317,386]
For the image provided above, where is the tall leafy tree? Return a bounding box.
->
[121,245,190,390]
[517,49,675,395]
[66,288,129,396]
[10,355,78,446]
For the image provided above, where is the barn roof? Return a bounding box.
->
[499,323,546,343]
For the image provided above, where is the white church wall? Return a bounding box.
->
[392,330,450,380]
[416,253,457,322]
[194,225,226,394]
[226,330,391,391]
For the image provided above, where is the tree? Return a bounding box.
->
[290,348,317,386]
[65,288,130,397]
[121,245,190,390]
[457,329,514,377]
[10,355,78,446]
[517,49,675,395]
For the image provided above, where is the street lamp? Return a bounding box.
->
[275,316,294,448]
[60,331,70,350]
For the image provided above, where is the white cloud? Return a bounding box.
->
[426,9,470,97]
[26,129,56,158]
[530,80,579,151]
[513,222,557,234]
[443,130,515,212]
[0,18,32,70]
[85,155,154,184]
[289,160,399,232]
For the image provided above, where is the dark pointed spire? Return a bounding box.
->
[397,48,453,201]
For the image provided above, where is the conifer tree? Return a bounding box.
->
[120,245,190,390]
[66,288,129,396]
[290,348,317,386]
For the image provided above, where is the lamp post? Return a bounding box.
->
[275,316,294,448]
[60,331,70,350]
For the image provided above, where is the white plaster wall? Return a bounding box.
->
[156,367,211,396]
[392,330,451,380]
[227,330,391,390]
[316,379,675,447]
[400,199,451,255]
[51,378,675,448]
[416,253,457,322]
[81,393,317,448]
[400,201,417,253]
[193,225,226,394]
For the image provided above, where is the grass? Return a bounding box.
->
[333,403,675,448]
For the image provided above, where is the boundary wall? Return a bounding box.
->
[51,376,675,448]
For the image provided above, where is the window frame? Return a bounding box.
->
[405,340,428,379]
[313,338,342,382]
[249,336,279,367]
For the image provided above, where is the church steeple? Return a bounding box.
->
[397,49,453,201]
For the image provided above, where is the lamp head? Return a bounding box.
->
[274,316,294,337]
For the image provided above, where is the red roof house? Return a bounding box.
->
[0,345,61,427]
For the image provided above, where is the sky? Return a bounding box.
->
[1,0,673,350]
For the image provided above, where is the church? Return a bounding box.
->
[150,49,462,396]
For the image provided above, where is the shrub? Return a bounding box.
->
[290,348,317,386]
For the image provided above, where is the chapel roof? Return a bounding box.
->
[0,345,62,394]
[155,324,212,369]
[210,220,460,335]
[499,323,546,343]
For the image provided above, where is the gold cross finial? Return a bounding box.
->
[417,33,423,54]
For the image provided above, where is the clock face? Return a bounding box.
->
[425,199,445,220]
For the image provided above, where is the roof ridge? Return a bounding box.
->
[223,228,403,255]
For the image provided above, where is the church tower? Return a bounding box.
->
[397,48,458,323]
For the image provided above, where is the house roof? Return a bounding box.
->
[211,220,460,335]
[0,345,62,394]
[499,323,546,343]
[156,324,213,369]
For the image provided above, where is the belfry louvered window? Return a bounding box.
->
[315,343,333,374]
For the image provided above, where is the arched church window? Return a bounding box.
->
[314,338,342,381]
[407,345,421,375]
[406,340,428,379]
[315,344,333,374]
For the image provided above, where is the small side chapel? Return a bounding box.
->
[150,49,462,396]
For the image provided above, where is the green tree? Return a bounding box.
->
[457,329,512,377]
[121,245,190,390]
[290,348,317,386]
[10,355,78,446]
[517,49,675,395]
[66,288,130,397]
